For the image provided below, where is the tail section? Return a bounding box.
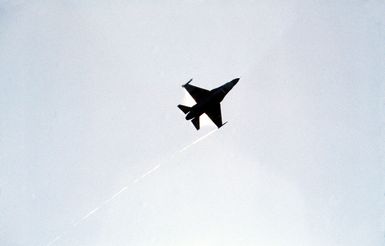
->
[191,117,200,130]
[177,104,191,114]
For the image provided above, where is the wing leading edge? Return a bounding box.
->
[183,80,210,103]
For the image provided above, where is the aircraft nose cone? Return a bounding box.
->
[232,78,240,85]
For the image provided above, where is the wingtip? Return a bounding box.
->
[182,78,193,87]
[219,121,228,128]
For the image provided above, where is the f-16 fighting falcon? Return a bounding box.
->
[178,78,239,130]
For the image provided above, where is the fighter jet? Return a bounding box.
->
[178,78,239,130]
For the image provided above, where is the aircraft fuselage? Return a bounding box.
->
[178,77,239,130]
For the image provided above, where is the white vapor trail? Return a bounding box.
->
[71,186,129,227]
[46,186,131,246]
[46,128,219,246]
[133,164,161,183]
[47,233,67,246]
[179,128,218,153]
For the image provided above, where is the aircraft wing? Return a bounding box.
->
[183,83,210,103]
[205,103,223,128]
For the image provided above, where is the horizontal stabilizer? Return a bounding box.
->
[191,117,200,130]
[177,104,191,114]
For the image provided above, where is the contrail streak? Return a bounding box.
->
[102,186,128,204]
[133,164,161,183]
[179,128,218,153]
[47,233,66,246]
[46,128,218,246]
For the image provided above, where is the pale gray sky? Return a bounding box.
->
[0,1,384,246]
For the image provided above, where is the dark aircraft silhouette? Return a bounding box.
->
[178,78,239,130]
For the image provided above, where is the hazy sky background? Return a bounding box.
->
[1,0,384,245]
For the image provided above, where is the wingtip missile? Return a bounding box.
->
[219,121,228,128]
[182,78,193,88]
